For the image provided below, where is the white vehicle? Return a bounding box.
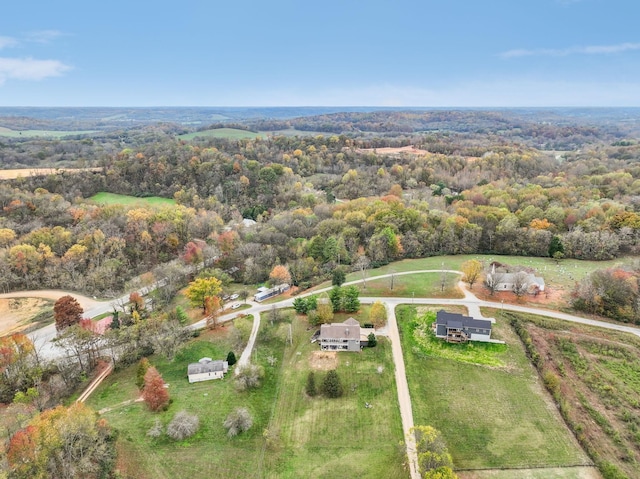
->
[231,303,241,310]
[230,293,239,300]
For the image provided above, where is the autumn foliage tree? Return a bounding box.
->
[142,366,170,412]
[269,264,291,285]
[185,276,222,312]
[54,295,84,331]
[461,259,483,290]
[7,402,116,479]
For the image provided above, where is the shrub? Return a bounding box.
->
[235,363,264,392]
[224,407,253,437]
[147,418,163,438]
[166,411,199,441]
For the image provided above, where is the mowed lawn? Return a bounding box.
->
[178,128,263,140]
[397,305,589,471]
[353,272,463,299]
[339,255,624,292]
[85,323,282,479]
[89,192,176,207]
[263,314,406,478]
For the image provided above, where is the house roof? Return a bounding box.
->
[187,358,228,375]
[436,310,492,330]
[320,317,362,341]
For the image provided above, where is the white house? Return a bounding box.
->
[319,318,368,352]
[187,357,229,383]
[486,264,545,294]
[254,283,290,302]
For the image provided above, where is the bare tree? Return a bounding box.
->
[167,411,200,440]
[223,407,253,437]
[235,363,264,391]
[484,270,504,296]
[512,271,529,298]
[354,254,370,289]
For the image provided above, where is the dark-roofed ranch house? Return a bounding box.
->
[319,317,367,352]
[433,310,493,343]
[187,357,229,383]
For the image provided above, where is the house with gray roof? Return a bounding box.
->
[486,264,545,294]
[433,310,493,343]
[319,317,367,352]
[187,357,229,383]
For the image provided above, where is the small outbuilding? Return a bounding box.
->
[187,357,229,383]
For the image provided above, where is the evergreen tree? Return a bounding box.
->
[136,358,150,390]
[368,332,377,347]
[322,370,343,398]
[332,268,346,287]
[342,286,361,313]
[306,371,317,397]
[548,235,565,258]
[226,351,237,366]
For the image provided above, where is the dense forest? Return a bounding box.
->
[2,109,640,320]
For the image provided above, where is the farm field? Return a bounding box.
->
[501,309,640,479]
[88,192,176,207]
[396,305,591,474]
[0,167,101,180]
[262,312,405,478]
[0,127,97,138]
[177,128,263,140]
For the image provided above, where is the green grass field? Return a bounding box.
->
[323,255,624,299]
[262,313,405,478]
[89,192,176,207]
[177,128,263,140]
[86,322,279,479]
[86,310,405,478]
[397,305,589,471]
[0,127,97,138]
[353,272,463,299]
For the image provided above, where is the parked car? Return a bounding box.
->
[231,303,241,310]
[229,293,239,300]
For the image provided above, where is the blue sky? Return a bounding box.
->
[1,0,639,106]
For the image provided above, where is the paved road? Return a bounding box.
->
[10,269,640,479]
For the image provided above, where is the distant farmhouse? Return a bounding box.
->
[319,317,369,352]
[433,310,493,343]
[187,357,229,383]
[486,264,545,295]
[254,283,290,302]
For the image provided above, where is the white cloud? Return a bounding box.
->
[501,42,640,58]
[25,30,64,44]
[0,57,71,84]
[0,36,18,50]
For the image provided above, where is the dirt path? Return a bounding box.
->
[385,301,421,479]
[0,290,103,311]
